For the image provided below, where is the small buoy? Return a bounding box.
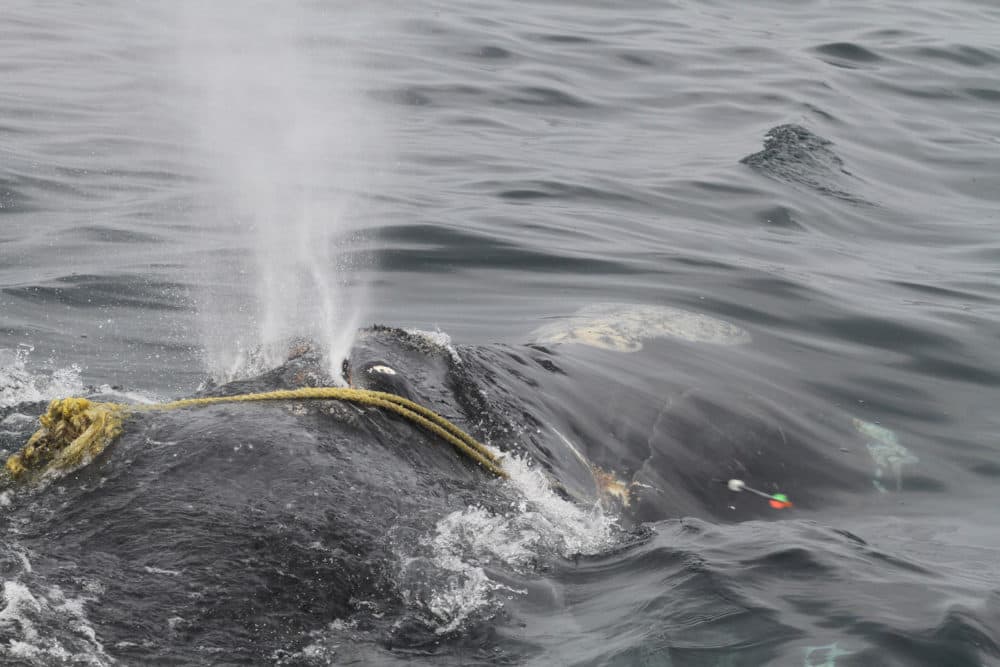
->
[727,479,792,510]
[768,493,792,510]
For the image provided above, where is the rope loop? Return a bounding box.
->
[4,388,507,482]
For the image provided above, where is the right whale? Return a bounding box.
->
[0,312,916,663]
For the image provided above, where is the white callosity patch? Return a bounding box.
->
[530,302,751,352]
[853,418,919,492]
[0,345,84,409]
[396,454,617,635]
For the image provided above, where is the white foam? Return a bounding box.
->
[396,550,508,636]
[202,342,273,385]
[0,580,113,666]
[143,566,181,577]
[272,624,345,666]
[94,385,161,406]
[0,345,84,409]
[406,329,463,365]
[432,506,537,570]
[395,454,618,635]
[1,413,36,429]
[500,454,617,557]
[14,550,31,574]
[0,581,42,642]
[7,639,72,663]
[425,556,506,635]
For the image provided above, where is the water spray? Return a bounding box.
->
[173,1,378,382]
[727,479,792,509]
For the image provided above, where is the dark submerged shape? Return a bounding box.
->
[741,124,864,202]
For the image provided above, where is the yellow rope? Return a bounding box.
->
[4,388,507,482]
[5,398,126,480]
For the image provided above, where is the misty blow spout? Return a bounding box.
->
[171,1,385,381]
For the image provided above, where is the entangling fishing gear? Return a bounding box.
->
[3,388,508,482]
[727,478,792,509]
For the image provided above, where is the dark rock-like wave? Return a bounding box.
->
[741,124,866,203]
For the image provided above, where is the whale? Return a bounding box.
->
[0,321,913,663]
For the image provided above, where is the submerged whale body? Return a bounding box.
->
[0,329,525,662]
[0,325,942,663]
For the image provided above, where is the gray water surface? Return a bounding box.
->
[2,1,999,664]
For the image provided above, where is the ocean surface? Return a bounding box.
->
[2,0,1000,664]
